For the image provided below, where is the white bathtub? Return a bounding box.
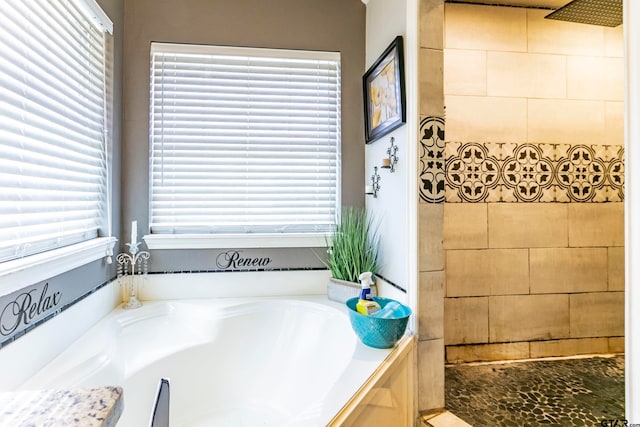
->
[19,296,398,427]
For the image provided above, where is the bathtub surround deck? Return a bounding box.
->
[0,386,123,427]
[0,270,416,425]
[329,335,416,426]
[8,272,414,426]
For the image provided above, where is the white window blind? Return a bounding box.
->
[150,43,341,236]
[0,0,112,263]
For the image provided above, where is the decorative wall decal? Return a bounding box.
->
[444,142,624,203]
[216,250,272,270]
[419,116,445,203]
[150,248,327,272]
[0,277,95,349]
[0,283,61,337]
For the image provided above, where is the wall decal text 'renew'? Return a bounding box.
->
[216,250,272,270]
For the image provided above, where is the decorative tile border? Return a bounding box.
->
[445,142,624,203]
[419,116,446,203]
[419,117,624,203]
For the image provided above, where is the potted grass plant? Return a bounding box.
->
[326,207,381,303]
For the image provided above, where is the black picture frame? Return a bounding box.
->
[363,36,406,144]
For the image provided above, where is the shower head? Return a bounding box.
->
[545,0,622,27]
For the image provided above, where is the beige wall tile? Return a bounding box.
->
[487,52,566,99]
[605,101,624,145]
[609,337,625,353]
[444,203,487,249]
[570,292,624,338]
[444,297,488,345]
[444,49,486,96]
[527,9,604,56]
[419,271,445,341]
[527,99,604,144]
[420,48,445,117]
[445,249,487,297]
[420,203,444,272]
[567,56,623,101]
[420,0,444,50]
[604,26,623,58]
[488,203,568,249]
[418,338,445,411]
[446,249,489,297]
[490,294,570,342]
[529,338,609,358]
[446,249,529,297]
[446,342,529,364]
[530,248,608,294]
[446,95,527,143]
[444,3,526,52]
[608,247,624,291]
[568,203,624,247]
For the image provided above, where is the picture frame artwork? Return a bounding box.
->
[363,35,406,144]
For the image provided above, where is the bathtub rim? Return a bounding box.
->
[17,294,415,426]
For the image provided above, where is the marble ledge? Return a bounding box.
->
[0,386,123,427]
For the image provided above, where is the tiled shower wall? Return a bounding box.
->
[418,0,445,412]
[424,3,625,364]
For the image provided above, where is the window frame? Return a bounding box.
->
[146,43,342,249]
[0,0,115,287]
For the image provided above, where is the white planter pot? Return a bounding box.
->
[327,277,377,303]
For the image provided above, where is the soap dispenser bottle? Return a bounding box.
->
[355,271,381,316]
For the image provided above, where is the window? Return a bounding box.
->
[149,43,341,245]
[0,0,113,264]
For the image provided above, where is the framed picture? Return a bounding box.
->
[363,36,406,144]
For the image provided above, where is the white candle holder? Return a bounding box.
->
[116,241,149,310]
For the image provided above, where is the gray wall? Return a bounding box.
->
[122,0,366,271]
[100,0,123,276]
[64,0,124,284]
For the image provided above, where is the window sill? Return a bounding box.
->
[0,237,118,294]
[143,233,328,250]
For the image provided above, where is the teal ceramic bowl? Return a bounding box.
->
[346,297,411,349]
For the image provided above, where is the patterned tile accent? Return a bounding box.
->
[443,142,624,203]
[418,116,624,203]
[419,116,446,203]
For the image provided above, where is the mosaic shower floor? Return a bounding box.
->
[445,355,625,427]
